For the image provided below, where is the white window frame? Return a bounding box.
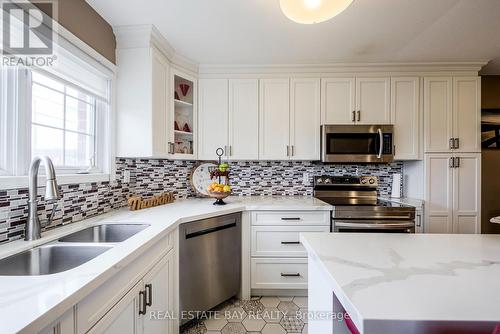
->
[0,12,116,190]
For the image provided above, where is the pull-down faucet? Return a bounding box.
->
[25,156,61,241]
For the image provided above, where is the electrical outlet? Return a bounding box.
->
[302,172,310,186]
[123,170,131,183]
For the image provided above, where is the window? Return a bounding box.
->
[31,72,97,171]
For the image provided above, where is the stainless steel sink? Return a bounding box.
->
[58,224,149,243]
[0,244,112,276]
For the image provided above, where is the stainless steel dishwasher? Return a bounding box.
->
[179,213,241,324]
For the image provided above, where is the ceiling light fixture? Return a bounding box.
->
[280,0,354,24]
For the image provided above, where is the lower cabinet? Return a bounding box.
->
[249,211,330,292]
[425,153,481,233]
[39,309,75,334]
[88,251,176,334]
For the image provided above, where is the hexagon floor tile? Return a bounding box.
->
[181,296,307,334]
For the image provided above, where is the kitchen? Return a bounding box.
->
[0,0,500,334]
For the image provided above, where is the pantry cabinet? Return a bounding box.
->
[424,153,480,234]
[391,77,420,160]
[321,77,390,125]
[424,76,480,153]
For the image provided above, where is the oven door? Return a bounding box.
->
[333,220,415,233]
[321,125,393,163]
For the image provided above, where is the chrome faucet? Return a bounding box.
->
[25,156,61,241]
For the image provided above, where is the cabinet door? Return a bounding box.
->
[355,77,391,124]
[453,77,481,153]
[321,78,355,124]
[424,77,453,153]
[143,251,176,334]
[151,47,169,157]
[39,309,75,334]
[453,154,481,234]
[198,79,228,160]
[259,79,290,160]
[290,78,321,160]
[87,281,142,334]
[425,154,453,233]
[228,79,259,160]
[391,77,420,160]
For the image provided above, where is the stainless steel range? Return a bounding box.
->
[313,176,416,233]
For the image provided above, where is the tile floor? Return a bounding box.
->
[181,296,308,334]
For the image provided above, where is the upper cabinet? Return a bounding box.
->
[198,79,228,160]
[197,79,259,160]
[391,77,420,160]
[116,46,170,158]
[259,79,291,160]
[321,77,390,125]
[424,76,480,153]
[290,78,321,160]
[228,79,259,160]
[321,78,355,124]
[170,70,197,159]
[356,77,391,124]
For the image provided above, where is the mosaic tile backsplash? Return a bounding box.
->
[0,158,403,244]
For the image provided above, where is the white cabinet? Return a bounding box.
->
[39,309,75,334]
[259,78,321,160]
[259,79,290,160]
[290,78,321,160]
[424,77,480,153]
[356,77,391,124]
[321,77,390,125]
[198,79,259,160]
[391,77,420,160]
[87,281,142,334]
[198,79,228,160]
[321,78,355,124]
[116,46,170,157]
[248,211,329,291]
[424,153,480,234]
[453,77,481,153]
[228,79,259,160]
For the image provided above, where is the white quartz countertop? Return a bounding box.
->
[300,233,500,333]
[0,196,331,334]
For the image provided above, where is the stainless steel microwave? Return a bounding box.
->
[321,125,394,163]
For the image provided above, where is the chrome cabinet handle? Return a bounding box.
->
[357,110,361,122]
[377,128,383,159]
[351,111,356,122]
[286,145,290,157]
[291,145,294,156]
[281,241,301,245]
[139,290,147,315]
[449,138,454,150]
[455,157,460,168]
[145,283,153,307]
[449,157,454,168]
[281,273,301,277]
[454,138,460,149]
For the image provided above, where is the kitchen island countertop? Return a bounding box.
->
[300,232,500,334]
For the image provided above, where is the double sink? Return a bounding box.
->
[0,224,149,276]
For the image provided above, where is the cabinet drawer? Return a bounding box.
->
[251,211,330,226]
[251,258,308,289]
[76,232,172,334]
[251,225,329,257]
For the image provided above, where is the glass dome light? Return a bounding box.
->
[280,0,354,24]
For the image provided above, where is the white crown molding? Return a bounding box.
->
[113,24,198,74]
[198,62,487,76]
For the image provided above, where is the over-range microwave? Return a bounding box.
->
[321,125,394,163]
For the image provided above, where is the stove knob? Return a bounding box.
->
[325,178,331,184]
[361,178,367,184]
[316,178,323,184]
[369,178,375,184]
